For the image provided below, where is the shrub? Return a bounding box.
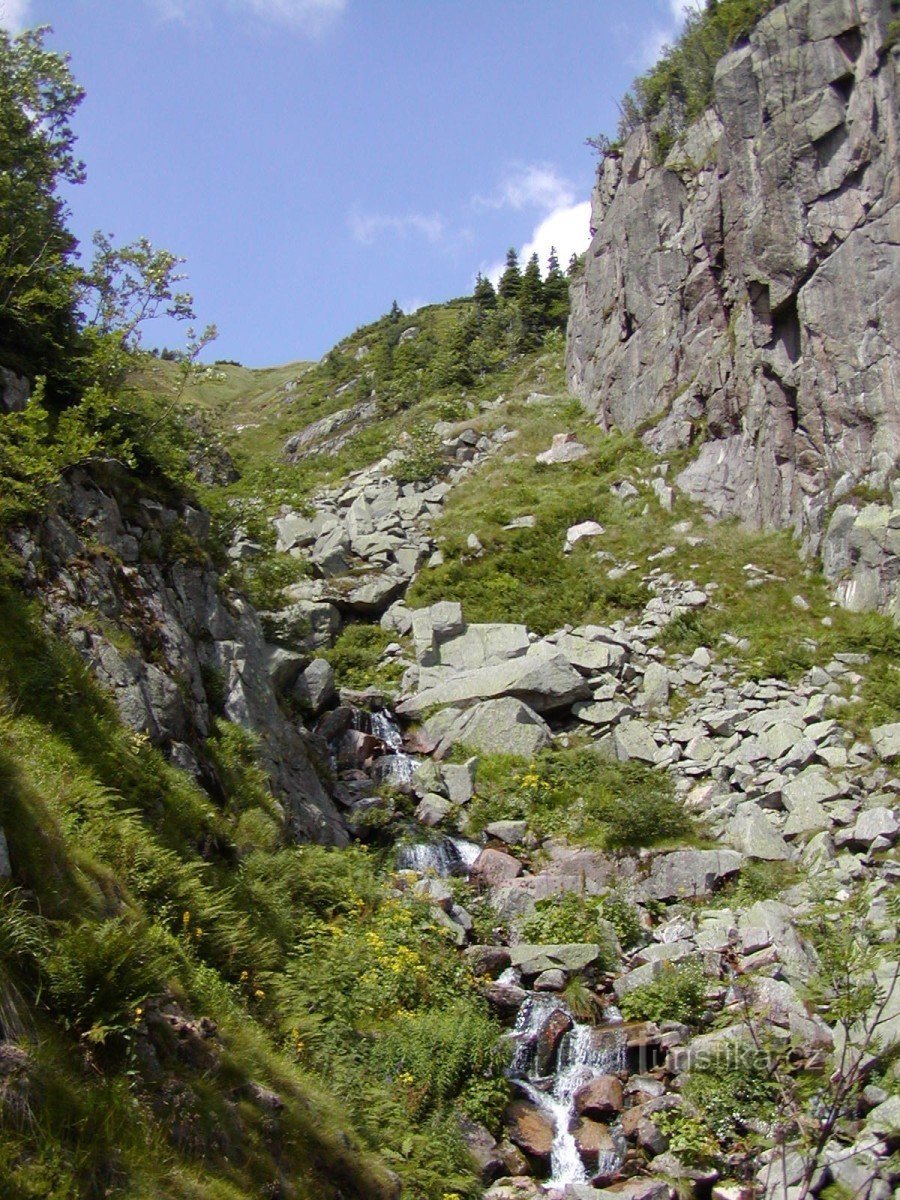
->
[619,961,708,1026]
[43,917,173,1040]
[520,890,642,958]
[466,748,691,850]
[393,421,443,485]
[323,623,405,690]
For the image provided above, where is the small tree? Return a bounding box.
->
[473,271,496,311]
[0,26,85,393]
[497,247,521,301]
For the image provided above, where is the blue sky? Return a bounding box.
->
[3,0,689,366]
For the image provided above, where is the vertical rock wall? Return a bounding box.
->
[567,0,898,616]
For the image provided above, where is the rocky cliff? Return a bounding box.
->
[10,461,346,845]
[567,0,899,618]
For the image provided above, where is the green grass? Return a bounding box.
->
[0,587,489,1199]
[461,746,693,851]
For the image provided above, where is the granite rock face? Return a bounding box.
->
[12,462,346,845]
[567,0,899,618]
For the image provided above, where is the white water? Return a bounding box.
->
[396,835,480,876]
[509,997,627,1188]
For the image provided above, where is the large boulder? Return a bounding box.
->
[423,697,552,757]
[642,850,744,901]
[397,644,590,717]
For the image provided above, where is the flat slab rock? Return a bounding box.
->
[641,849,744,901]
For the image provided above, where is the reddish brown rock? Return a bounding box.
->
[464,944,512,978]
[470,848,523,888]
[574,1073,624,1118]
[572,1115,615,1168]
[505,1100,554,1162]
[535,1008,574,1076]
[484,981,528,1017]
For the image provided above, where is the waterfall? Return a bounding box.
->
[508,998,627,1188]
[354,707,418,789]
[396,835,480,876]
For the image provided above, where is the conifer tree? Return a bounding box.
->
[473,272,496,310]
[497,247,521,300]
[544,245,570,328]
[517,252,545,344]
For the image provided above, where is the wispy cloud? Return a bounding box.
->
[348,209,446,247]
[149,0,346,31]
[475,163,575,213]
[0,0,33,30]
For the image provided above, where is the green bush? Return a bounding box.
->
[520,890,642,957]
[619,961,708,1026]
[466,748,691,850]
[617,0,777,157]
[323,623,405,690]
[393,421,443,485]
[43,917,173,1040]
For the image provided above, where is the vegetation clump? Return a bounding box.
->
[593,0,779,162]
[464,747,692,850]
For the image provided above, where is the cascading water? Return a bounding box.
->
[365,709,418,788]
[509,996,627,1188]
[396,836,480,876]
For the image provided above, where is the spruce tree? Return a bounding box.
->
[497,247,521,300]
[517,252,545,344]
[544,245,570,328]
[473,272,497,310]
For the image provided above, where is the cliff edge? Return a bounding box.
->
[567,0,898,618]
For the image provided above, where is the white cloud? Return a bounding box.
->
[484,200,592,286]
[638,0,696,67]
[348,210,446,247]
[0,0,33,30]
[148,0,346,30]
[476,163,575,213]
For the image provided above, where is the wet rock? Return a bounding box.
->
[505,1099,555,1162]
[535,1007,574,1074]
[574,1075,624,1118]
[484,982,529,1017]
[572,1116,615,1168]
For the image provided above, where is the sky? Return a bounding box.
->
[2,0,691,366]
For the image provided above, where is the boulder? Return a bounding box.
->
[643,849,744,901]
[870,723,900,761]
[423,697,552,757]
[535,1007,574,1075]
[291,658,336,714]
[470,848,524,889]
[614,721,661,763]
[536,432,589,464]
[396,645,590,717]
[508,943,605,976]
[729,804,792,860]
[574,1075,624,1118]
[505,1100,554,1162]
[572,1116,615,1168]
